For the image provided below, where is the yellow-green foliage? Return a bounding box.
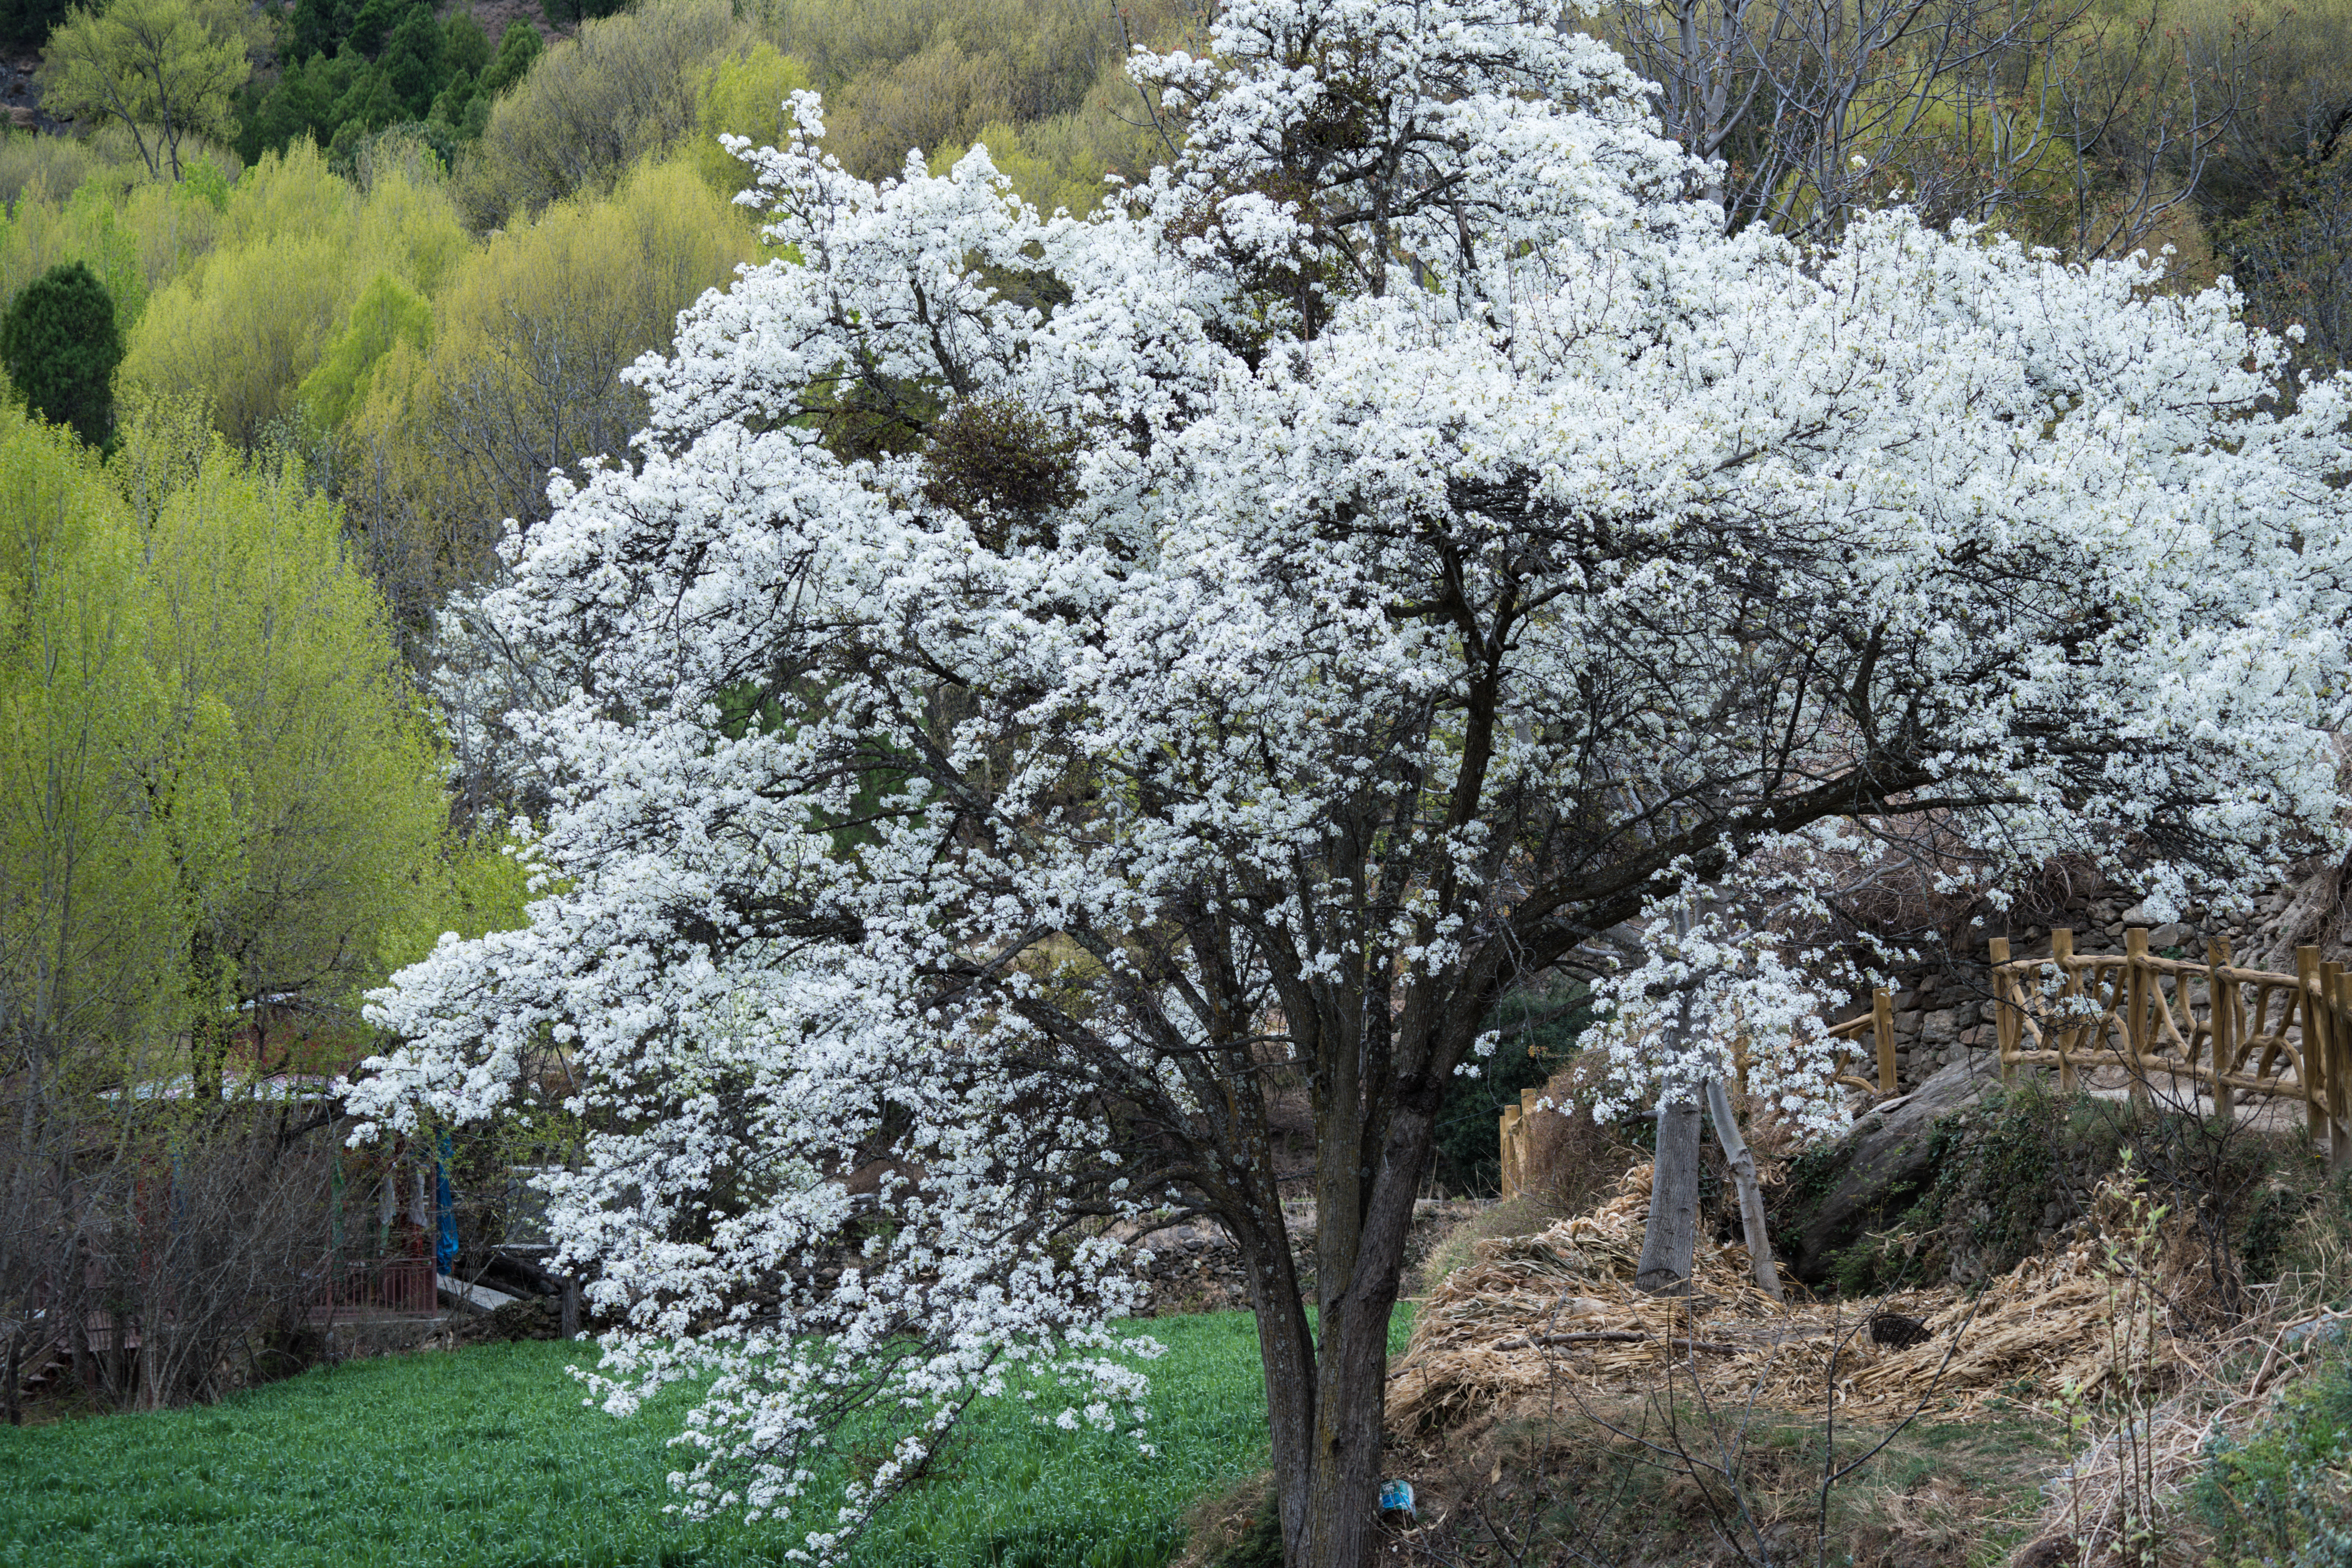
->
[127,414,447,1011]
[35,0,257,182]
[0,401,445,1075]
[753,0,1186,181]
[0,169,226,330]
[0,126,139,208]
[0,135,248,334]
[929,110,1162,217]
[753,0,1180,121]
[0,414,182,1071]
[457,0,750,229]
[117,142,466,445]
[347,154,757,571]
[298,272,433,430]
[691,42,813,199]
[378,824,537,977]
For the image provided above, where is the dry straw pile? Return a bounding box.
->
[1388,1164,2204,1432]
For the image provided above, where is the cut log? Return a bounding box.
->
[1705,1076,1783,1301]
[1637,1094,1703,1294]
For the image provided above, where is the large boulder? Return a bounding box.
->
[1781,1058,1997,1282]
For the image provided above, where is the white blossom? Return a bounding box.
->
[349,0,2352,1555]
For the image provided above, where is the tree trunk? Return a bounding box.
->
[1241,1094,1438,1567]
[1239,1217,1317,1567]
[560,1274,580,1339]
[1637,1094,1702,1294]
[1703,1076,1782,1301]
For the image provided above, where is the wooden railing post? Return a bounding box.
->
[1873,987,1897,1093]
[2323,968,2342,1175]
[2125,927,2151,1107]
[1988,936,2016,1083]
[1498,1102,1522,1197]
[2208,937,2236,1128]
[2299,947,2329,1144]
[2321,963,2346,1173]
[2052,928,2079,1093]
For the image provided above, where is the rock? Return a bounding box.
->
[2283,1319,2347,1350]
[2148,923,2190,950]
[1784,1059,1997,1282]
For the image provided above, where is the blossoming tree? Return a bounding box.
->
[350,0,2352,1561]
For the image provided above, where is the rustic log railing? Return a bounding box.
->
[1820,989,1899,1099]
[1989,928,2352,1170]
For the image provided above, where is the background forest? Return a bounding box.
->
[0,0,2349,1420]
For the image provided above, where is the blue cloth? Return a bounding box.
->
[435,1134,459,1273]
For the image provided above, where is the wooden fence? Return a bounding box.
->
[1989,928,2352,1170]
[1818,990,1899,1099]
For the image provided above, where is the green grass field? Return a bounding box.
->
[0,1309,1413,1568]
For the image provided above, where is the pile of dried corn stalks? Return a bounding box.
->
[1389,1164,2206,1431]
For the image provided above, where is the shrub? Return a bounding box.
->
[2194,1340,2352,1566]
[118,140,465,446]
[1,259,123,446]
[457,0,746,228]
[690,40,812,198]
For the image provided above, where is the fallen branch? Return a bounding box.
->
[1490,1330,1745,1354]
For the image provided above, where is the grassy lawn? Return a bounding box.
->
[0,1309,1413,1568]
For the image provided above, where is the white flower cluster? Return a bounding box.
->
[349,0,2352,1552]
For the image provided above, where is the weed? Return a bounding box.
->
[2192,1336,2352,1567]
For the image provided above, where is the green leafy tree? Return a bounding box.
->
[0,0,70,48]
[2,405,448,1410]
[426,68,477,133]
[296,270,430,427]
[691,42,811,198]
[1,260,124,448]
[378,5,444,116]
[126,413,448,1087]
[442,9,490,81]
[3,395,447,1090]
[36,0,256,180]
[342,0,403,56]
[328,59,401,135]
[282,0,351,62]
[475,18,540,97]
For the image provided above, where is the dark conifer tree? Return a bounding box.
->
[1,261,123,450]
